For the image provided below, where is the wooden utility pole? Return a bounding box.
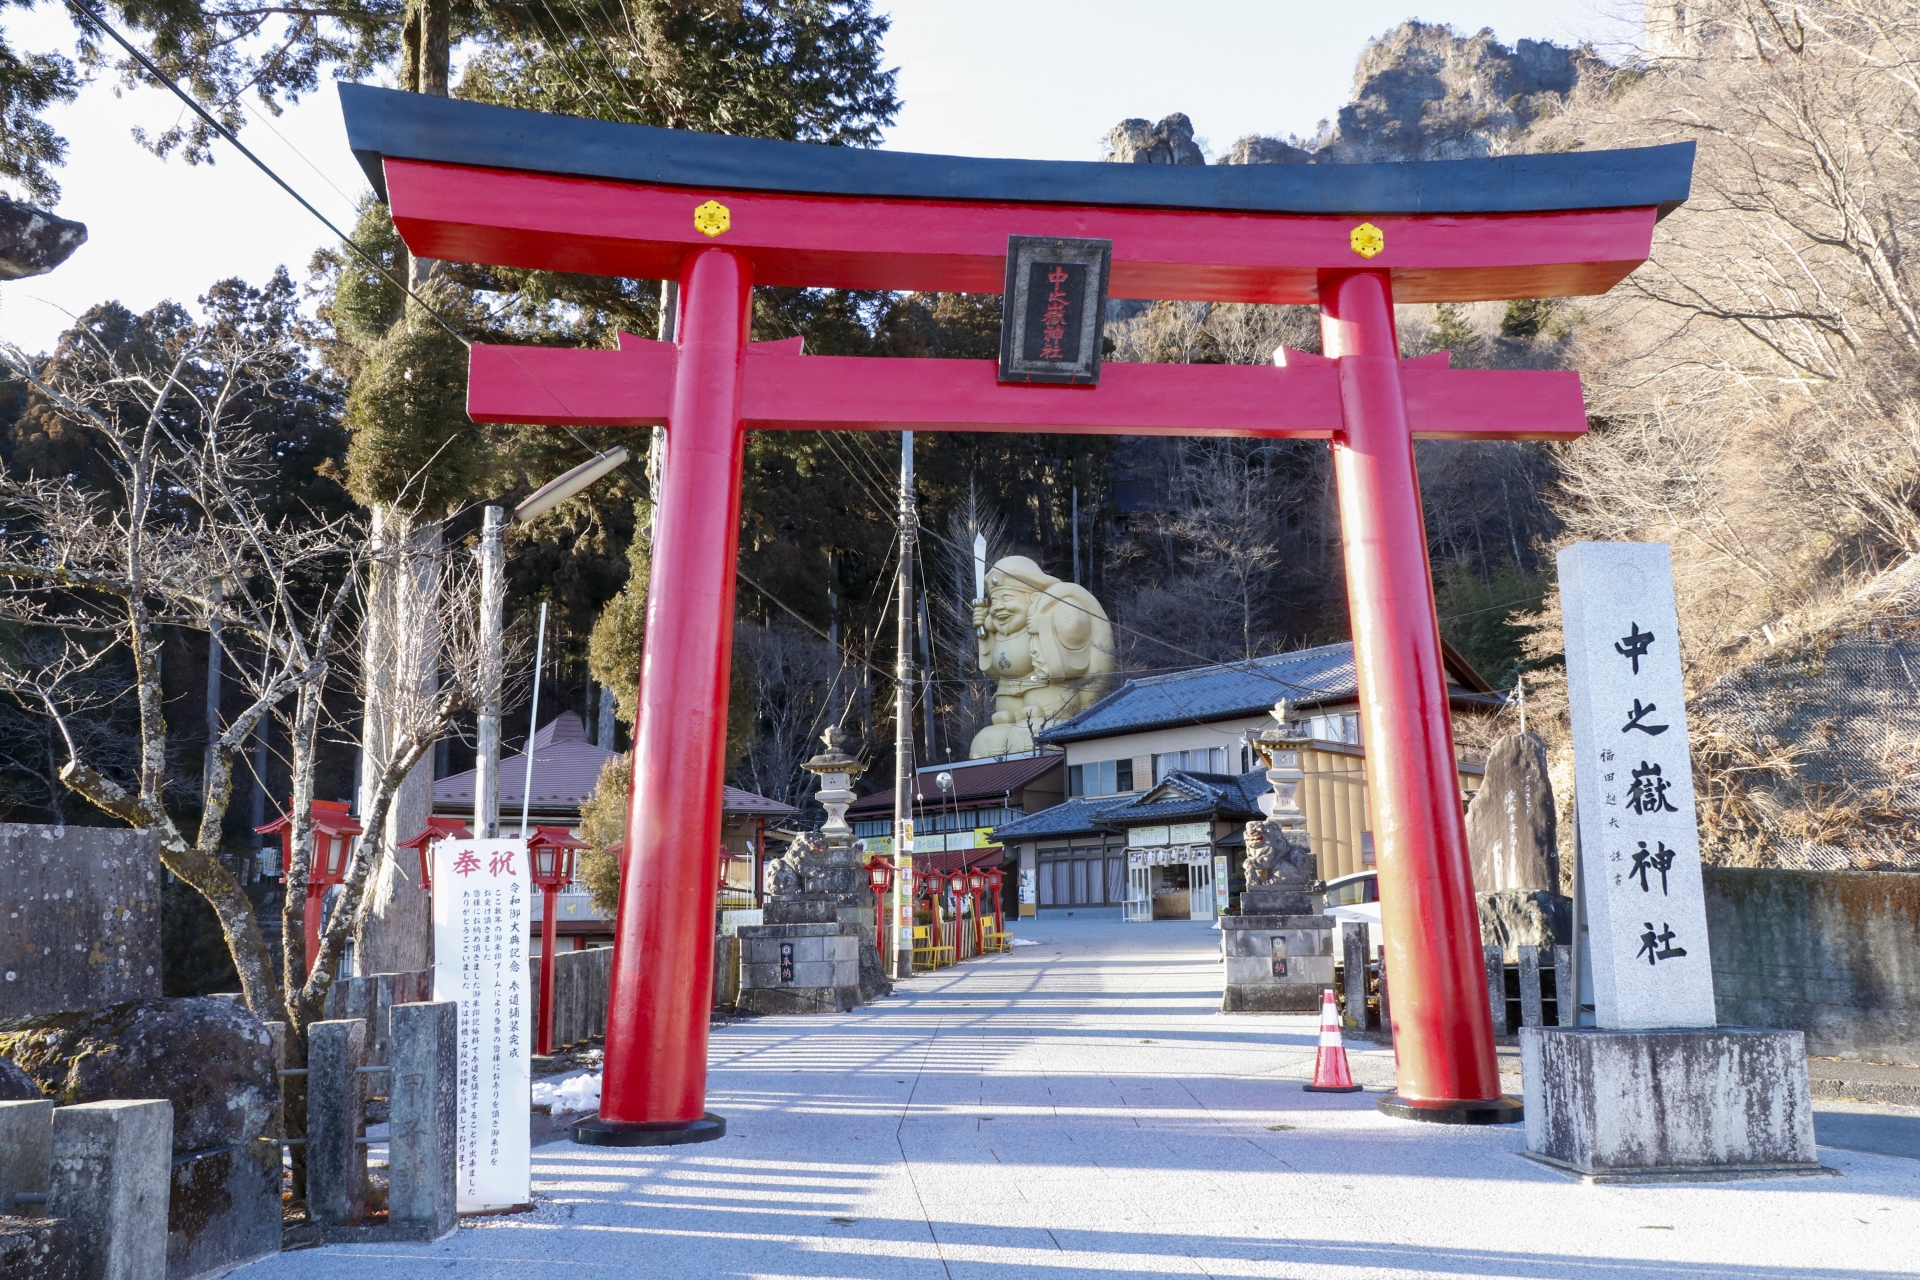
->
[353,0,453,972]
[892,432,916,981]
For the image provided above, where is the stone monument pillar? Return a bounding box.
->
[1522,542,1824,1182]
[1220,703,1337,1012]
[736,729,893,1014]
[1465,732,1571,959]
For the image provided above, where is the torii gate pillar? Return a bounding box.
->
[589,247,752,1142]
[1322,270,1506,1117]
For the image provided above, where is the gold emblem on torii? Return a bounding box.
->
[694,199,731,237]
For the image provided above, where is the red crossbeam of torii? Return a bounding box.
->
[343,84,1692,1140]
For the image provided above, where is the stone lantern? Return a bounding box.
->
[802,726,863,847]
[738,726,891,1015]
[1221,699,1336,1013]
[1247,699,1312,845]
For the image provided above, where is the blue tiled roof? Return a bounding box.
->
[991,769,1271,843]
[1038,642,1495,744]
[1095,770,1268,825]
[1039,643,1358,744]
[991,795,1117,841]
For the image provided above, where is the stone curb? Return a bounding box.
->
[1807,1075,1920,1107]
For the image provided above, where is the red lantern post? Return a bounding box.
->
[528,827,584,1056]
[967,869,988,954]
[397,817,472,894]
[946,872,968,959]
[864,856,894,968]
[917,878,939,967]
[256,800,362,977]
[985,868,1008,944]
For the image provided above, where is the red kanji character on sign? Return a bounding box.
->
[453,850,481,877]
[489,850,516,876]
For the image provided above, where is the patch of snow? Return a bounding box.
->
[531,1071,602,1114]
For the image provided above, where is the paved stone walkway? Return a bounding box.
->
[246,918,1918,1279]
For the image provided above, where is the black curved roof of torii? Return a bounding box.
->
[339,83,1693,218]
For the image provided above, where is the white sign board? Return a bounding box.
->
[431,838,532,1212]
[1559,542,1716,1029]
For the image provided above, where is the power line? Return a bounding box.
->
[76,0,1520,731]
[65,0,472,346]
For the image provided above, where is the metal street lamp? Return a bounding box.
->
[527,826,583,1056]
[473,447,632,841]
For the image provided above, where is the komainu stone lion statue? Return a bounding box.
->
[1243,819,1315,887]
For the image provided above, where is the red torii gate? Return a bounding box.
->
[341,84,1692,1140]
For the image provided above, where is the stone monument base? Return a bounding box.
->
[736,923,864,1015]
[1477,889,1571,959]
[1220,914,1335,1013]
[1519,1026,1834,1183]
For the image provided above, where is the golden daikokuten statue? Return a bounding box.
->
[967,556,1115,757]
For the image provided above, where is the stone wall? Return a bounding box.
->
[0,825,160,1020]
[1704,868,1920,1064]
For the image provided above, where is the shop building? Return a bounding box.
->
[994,641,1496,919]
[845,753,1062,881]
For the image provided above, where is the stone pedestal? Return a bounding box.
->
[1476,889,1570,960]
[735,924,863,1015]
[1519,1026,1831,1182]
[385,1001,458,1243]
[49,1100,171,1280]
[1222,886,1335,1013]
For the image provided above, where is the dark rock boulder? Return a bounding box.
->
[1478,888,1571,960]
[0,998,274,1153]
[0,1215,77,1280]
[0,1055,39,1101]
[0,199,86,281]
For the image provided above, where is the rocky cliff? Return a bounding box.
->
[1103,21,1608,169]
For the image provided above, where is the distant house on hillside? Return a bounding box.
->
[432,712,795,949]
[993,640,1495,921]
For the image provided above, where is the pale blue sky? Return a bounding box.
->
[0,1,1637,353]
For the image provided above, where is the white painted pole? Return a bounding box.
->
[476,506,506,838]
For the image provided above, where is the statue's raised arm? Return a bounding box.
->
[968,556,1115,758]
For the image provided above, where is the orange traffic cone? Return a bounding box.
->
[1304,988,1363,1093]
